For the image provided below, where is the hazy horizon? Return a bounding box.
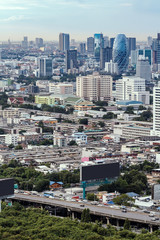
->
[0,0,160,42]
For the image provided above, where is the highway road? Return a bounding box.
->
[13,194,160,226]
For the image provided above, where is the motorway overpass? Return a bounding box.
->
[12,194,160,232]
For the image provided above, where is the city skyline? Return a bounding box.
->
[0,0,160,41]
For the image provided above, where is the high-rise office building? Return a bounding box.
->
[153,84,160,136]
[115,76,150,104]
[136,59,151,83]
[148,36,153,46]
[37,58,53,77]
[113,34,129,74]
[109,38,115,48]
[87,37,94,54]
[104,36,109,48]
[22,36,28,49]
[94,33,104,61]
[59,33,70,51]
[128,37,136,56]
[35,38,43,48]
[66,50,78,70]
[76,72,112,101]
[100,47,112,70]
[79,43,86,54]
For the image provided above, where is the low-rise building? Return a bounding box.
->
[71,132,87,145]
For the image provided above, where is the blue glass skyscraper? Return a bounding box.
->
[113,34,129,73]
[94,33,104,61]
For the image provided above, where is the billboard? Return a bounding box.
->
[0,178,14,198]
[80,162,120,182]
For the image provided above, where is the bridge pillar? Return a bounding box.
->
[106,217,110,225]
[72,212,75,219]
[41,205,43,211]
[149,225,153,233]
[116,219,119,227]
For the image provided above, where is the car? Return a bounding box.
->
[122,209,127,213]
[80,204,85,207]
[131,207,137,212]
[143,209,150,213]
[151,218,156,221]
[155,217,159,220]
[149,213,155,217]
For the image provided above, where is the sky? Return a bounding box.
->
[0,0,160,41]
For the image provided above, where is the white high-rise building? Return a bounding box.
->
[115,76,150,105]
[76,72,112,101]
[105,60,119,74]
[153,85,160,136]
[49,83,73,95]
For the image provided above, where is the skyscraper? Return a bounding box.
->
[94,33,104,61]
[79,43,86,54]
[87,37,94,54]
[37,58,53,77]
[136,59,151,83]
[100,47,112,70]
[103,36,109,48]
[113,34,129,74]
[109,38,115,48]
[35,38,43,48]
[59,33,70,51]
[128,37,136,56]
[22,36,28,49]
[147,36,153,47]
[66,50,78,70]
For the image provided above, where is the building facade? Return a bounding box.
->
[37,58,53,77]
[153,85,160,136]
[115,76,150,105]
[59,33,70,51]
[76,73,112,101]
[49,83,73,95]
[113,34,129,73]
[66,50,78,71]
[100,47,112,70]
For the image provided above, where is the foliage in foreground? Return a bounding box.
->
[0,203,159,240]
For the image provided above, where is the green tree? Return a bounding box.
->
[87,193,98,201]
[125,106,134,114]
[15,145,23,150]
[79,118,88,125]
[8,144,14,149]
[98,121,105,128]
[0,128,5,134]
[103,112,116,119]
[68,140,77,146]
[123,218,131,230]
[138,105,146,110]
[113,194,134,206]
[81,208,91,222]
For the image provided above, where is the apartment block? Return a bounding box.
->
[76,73,112,101]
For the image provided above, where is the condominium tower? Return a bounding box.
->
[115,76,150,105]
[76,73,112,101]
[59,33,70,51]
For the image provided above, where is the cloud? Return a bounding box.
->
[0,15,29,22]
[120,2,133,7]
[0,6,27,10]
